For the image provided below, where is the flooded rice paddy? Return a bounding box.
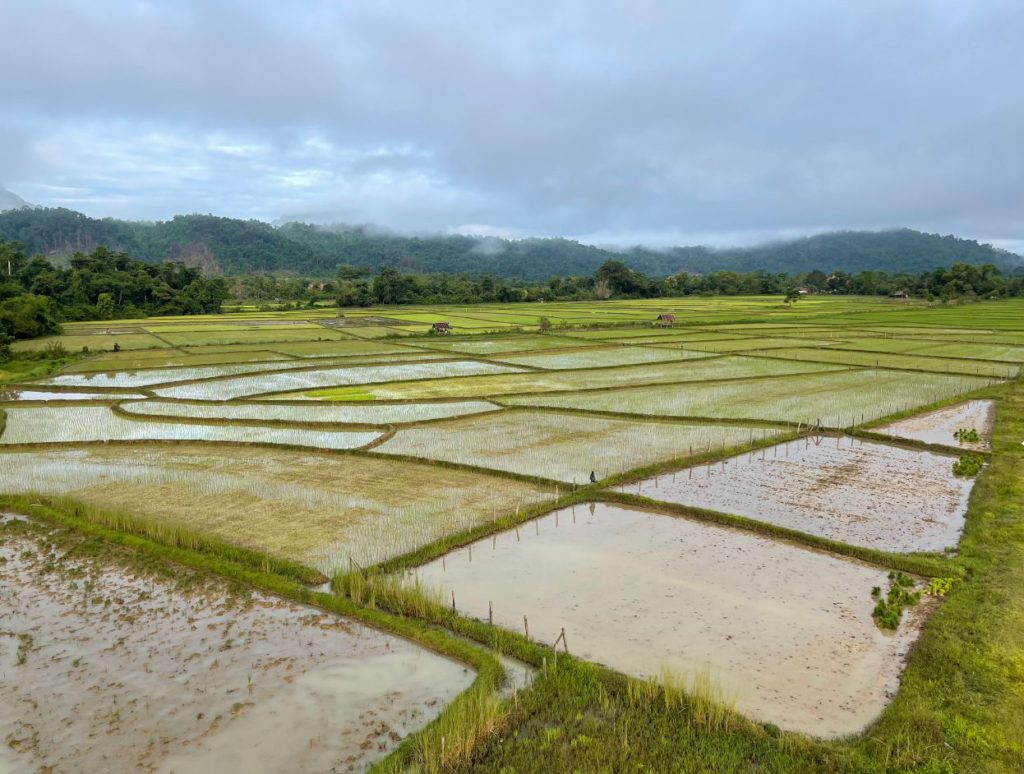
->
[0,390,148,402]
[876,399,996,451]
[619,436,973,553]
[375,409,780,482]
[0,406,381,450]
[415,503,928,738]
[0,445,550,571]
[0,527,473,773]
[117,398,500,425]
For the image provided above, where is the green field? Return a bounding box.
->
[2,294,1023,772]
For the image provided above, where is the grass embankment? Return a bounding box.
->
[848,379,1024,771]
[0,351,80,384]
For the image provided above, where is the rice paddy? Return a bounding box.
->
[116,398,500,424]
[375,410,782,482]
[876,399,996,451]
[497,345,710,370]
[1,522,473,772]
[305,356,843,401]
[3,294,1022,770]
[621,437,975,553]
[415,502,929,737]
[501,369,997,426]
[153,359,525,400]
[0,445,551,571]
[0,406,382,449]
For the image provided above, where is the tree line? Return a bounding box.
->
[1,234,1019,359]
[0,241,228,351]
[324,259,1022,307]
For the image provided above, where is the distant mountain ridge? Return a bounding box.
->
[0,205,1020,280]
[0,186,33,211]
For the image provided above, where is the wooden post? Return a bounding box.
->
[451,590,456,612]
[524,616,529,640]
[561,627,569,654]
[489,601,493,625]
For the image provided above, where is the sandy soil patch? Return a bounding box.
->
[618,436,973,553]
[876,400,996,451]
[415,503,930,738]
[0,526,472,773]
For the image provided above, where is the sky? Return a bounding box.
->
[1,0,1022,252]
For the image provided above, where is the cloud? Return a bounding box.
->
[0,0,1022,248]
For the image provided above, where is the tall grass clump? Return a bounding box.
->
[23,495,326,584]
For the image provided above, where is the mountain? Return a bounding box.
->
[0,186,33,211]
[0,206,1020,280]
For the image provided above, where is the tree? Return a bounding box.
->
[538,316,552,332]
[595,260,649,297]
[783,288,800,305]
[0,294,61,338]
[336,279,373,307]
[0,330,11,363]
[95,292,115,320]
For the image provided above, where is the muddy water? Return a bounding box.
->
[620,437,973,553]
[415,503,929,738]
[876,399,996,451]
[0,529,473,773]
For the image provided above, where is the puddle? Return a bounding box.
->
[415,503,930,738]
[619,437,973,553]
[0,532,473,773]
[876,400,995,451]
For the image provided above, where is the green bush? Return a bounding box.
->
[872,571,922,630]
[952,453,984,477]
[954,427,980,443]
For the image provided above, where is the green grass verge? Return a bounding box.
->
[847,377,1024,771]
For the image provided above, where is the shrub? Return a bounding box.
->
[954,427,980,443]
[42,341,67,359]
[952,453,984,477]
[872,571,922,630]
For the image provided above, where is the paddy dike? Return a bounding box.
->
[415,503,931,738]
[0,524,473,773]
[621,436,973,553]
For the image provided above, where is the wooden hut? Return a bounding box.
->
[655,313,676,327]
[431,321,453,334]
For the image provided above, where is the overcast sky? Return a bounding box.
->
[1,1,1022,251]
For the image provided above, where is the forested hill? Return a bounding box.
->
[0,206,1020,280]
